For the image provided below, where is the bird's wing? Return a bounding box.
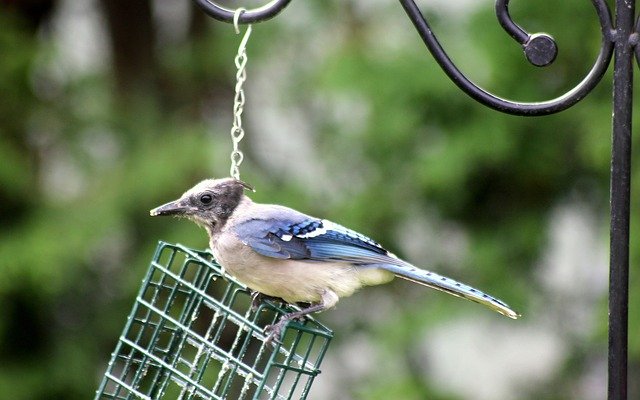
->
[233,213,396,264]
[232,209,520,319]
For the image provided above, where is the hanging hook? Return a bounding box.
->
[233,7,245,34]
[193,0,292,24]
[399,0,613,116]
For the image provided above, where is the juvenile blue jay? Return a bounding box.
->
[151,178,519,341]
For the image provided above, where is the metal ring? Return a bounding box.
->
[192,0,293,24]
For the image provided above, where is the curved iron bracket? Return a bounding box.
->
[192,0,292,23]
[399,0,615,116]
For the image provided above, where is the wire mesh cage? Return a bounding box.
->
[95,241,333,400]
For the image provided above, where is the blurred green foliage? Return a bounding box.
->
[0,0,638,399]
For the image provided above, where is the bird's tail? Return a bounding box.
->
[380,262,520,319]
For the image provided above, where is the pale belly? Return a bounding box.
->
[211,234,394,305]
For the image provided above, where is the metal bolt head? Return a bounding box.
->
[524,33,558,67]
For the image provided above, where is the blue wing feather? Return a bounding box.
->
[233,215,394,264]
[234,217,310,259]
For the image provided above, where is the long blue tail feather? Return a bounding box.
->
[379,262,520,319]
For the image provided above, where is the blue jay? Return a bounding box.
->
[151,178,519,341]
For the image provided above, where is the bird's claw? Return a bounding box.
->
[264,320,287,346]
[250,291,263,312]
[263,312,311,346]
[250,290,285,312]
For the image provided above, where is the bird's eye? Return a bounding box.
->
[199,194,213,205]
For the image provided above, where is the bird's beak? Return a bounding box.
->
[150,199,190,217]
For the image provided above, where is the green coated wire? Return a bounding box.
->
[95,241,333,400]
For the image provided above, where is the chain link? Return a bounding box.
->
[229,9,252,180]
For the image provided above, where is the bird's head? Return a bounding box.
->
[150,178,254,232]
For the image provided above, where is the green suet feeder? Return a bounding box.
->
[95,242,333,400]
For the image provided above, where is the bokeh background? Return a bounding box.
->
[1,0,639,398]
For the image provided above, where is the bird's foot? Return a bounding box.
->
[263,304,326,346]
[264,317,291,346]
[263,312,309,345]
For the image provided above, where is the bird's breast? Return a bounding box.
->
[210,232,393,305]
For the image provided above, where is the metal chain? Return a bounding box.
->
[230,9,252,180]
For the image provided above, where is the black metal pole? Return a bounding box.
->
[609,0,633,399]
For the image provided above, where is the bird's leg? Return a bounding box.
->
[264,303,326,345]
[264,290,338,345]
